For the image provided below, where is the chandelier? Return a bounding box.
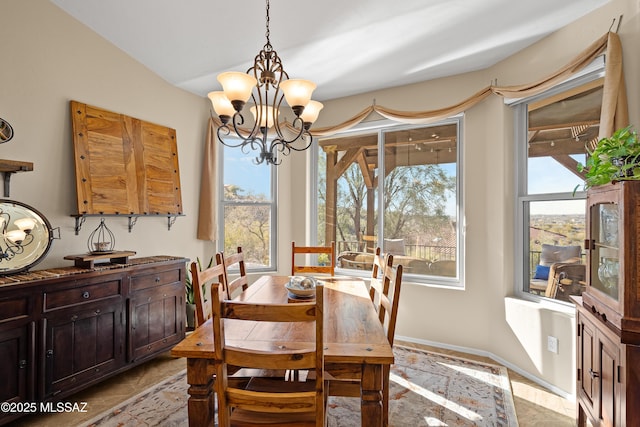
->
[207,0,323,165]
[0,209,36,261]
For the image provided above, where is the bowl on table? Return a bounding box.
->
[285,276,317,298]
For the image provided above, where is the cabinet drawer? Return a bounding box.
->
[44,280,121,311]
[130,268,181,292]
[0,296,30,324]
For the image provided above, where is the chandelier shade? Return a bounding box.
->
[208,0,323,165]
[5,229,27,244]
[207,91,236,120]
[216,72,257,108]
[300,100,324,126]
[279,79,317,110]
[250,105,276,129]
[14,217,37,232]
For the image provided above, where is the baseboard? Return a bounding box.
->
[395,335,575,402]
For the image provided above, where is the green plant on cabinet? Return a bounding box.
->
[575,126,640,192]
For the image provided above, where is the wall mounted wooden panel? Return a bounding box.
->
[70,101,182,216]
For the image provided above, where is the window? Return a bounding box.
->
[515,69,604,301]
[316,119,463,286]
[218,143,277,271]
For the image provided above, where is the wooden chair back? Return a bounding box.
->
[211,281,324,427]
[370,252,403,346]
[370,247,391,282]
[216,247,249,299]
[190,260,226,327]
[291,241,336,276]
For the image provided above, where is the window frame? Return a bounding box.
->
[217,142,278,273]
[312,116,465,288]
[512,59,605,302]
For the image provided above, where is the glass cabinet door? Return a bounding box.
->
[589,202,619,300]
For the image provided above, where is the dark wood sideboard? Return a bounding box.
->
[0,255,186,426]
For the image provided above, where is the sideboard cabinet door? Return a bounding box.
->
[0,325,35,426]
[576,302,624,427]
[128,263,185,362]
[41,273,125,400]
[0,292,35,426]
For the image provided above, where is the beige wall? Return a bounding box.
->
[1,0,215,270]
[286,0,639,396]
[3,0,639,396]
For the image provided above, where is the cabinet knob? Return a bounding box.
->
[82,291,90,299]
[19,359,27,369]
[589,368,599,379]
[155,277,161,282]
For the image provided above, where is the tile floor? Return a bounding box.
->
[12,342,577,426]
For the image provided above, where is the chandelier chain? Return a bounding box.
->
[265,0,271,48]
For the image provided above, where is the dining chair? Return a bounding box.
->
[370,247,392,281]
[374,262,403,346]
[190,259,226,327]
[327,260,403,425]
[216,246,249,299]
[211,281,325,427]
[291,241,336,276]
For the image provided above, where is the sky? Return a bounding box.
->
[528,155,587,215]
[223,146,271,198]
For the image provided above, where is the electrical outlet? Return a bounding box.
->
[547,336,558,354]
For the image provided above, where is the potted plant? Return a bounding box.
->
[185,256,213,329]
[575,126,640,193]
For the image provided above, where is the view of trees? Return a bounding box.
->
[223,184,271,267]
[317,150,457,259]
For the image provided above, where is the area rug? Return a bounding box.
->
[81,346,518,426]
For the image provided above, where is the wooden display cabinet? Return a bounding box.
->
[574,181,640,426]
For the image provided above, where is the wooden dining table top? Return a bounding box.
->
[171,274,394,365]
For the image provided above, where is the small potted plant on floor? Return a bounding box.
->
[575,125,640,192]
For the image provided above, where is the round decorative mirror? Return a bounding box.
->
[0,200,54,275]
[0,118,14,143]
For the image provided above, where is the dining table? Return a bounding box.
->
[171,274,395,427]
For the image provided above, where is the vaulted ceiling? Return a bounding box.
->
[50,0,610,101]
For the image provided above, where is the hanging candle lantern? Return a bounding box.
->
[87,218,115,253]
